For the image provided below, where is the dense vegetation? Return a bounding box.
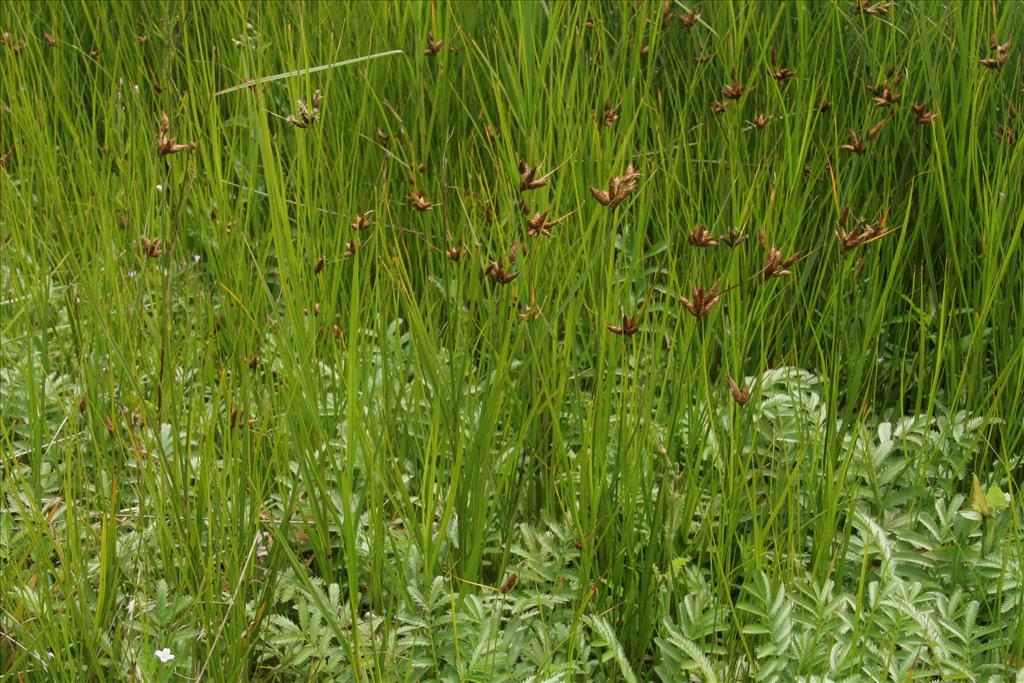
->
[1,1,1022,680]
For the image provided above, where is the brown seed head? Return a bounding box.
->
[728,376,751,406]
[485,259,518,284]
[840,129,866,155]
[722,81,745,99]
[980,54,1009,70]
[772,67,796,86]
[867,118,888,141]
[499,573,518,594]
[409,190,434,212]
[855,0,891,15]
[351,213,374,231]
[687,226,718,247]
[140,236,162,258]
[679,282,722,318]
[602,99,620,127]
[607,313,640,336]
[156,111,197,157]
[760,245,801,281]
[424,31,443,57]
[678,9,701,29]
[518,161,550,191]
[912,104,938,125]
[722,228,748,247]
[590,163,641,209]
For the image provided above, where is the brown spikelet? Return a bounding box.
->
[156,111,197,157]
[839,129,866,155]
[602,99,620,127]
[722,71,745,99]
[867,118,888,141]
[518,161,550,191]
[728,376,751,406]
[912,104,938,125]
[424,31,443,57]
[350,213,373,231]
[485,259,518,284]
[687,226,718,247]
[499,573,519,594]
[722,228,748,247]
[678,9,701,29]
[409,190,434,212]
[607,313,640,336]
[679,283,722,318]
[590,163,641,209]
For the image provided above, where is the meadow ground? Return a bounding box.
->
[1,1,1023,680]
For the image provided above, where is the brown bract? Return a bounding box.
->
[518,161,549,191]
[912,104,938,124]
[679,283,721,318]
[855,0,891,15]
[867,118,888,141]
[760,245,801,281]
[678,9,701,29]
[485,260,518,284]
[156,112,196,157]
[351,213,373,231]
[607,313,640,336]
[772,67,795,86]
[140,236,162,258]
[980,54,1009,70]
[602,99,620,127]
[526,210,566,237]
[835,207,897,253]
[424,31,443,57]
[287,91,322,128]
[728,376,751,406]
[840,129,866,155]
[722,81,744,99]
[409,190,434,211]
[688,226,718,247]
[722,228,748,247]
[590,163,641,209]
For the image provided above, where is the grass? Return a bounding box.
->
[1,0,1022,680]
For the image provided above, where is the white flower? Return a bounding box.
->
[156,184,164,192]
[154,648,175,663]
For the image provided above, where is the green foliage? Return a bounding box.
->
[1,0,1022,680]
